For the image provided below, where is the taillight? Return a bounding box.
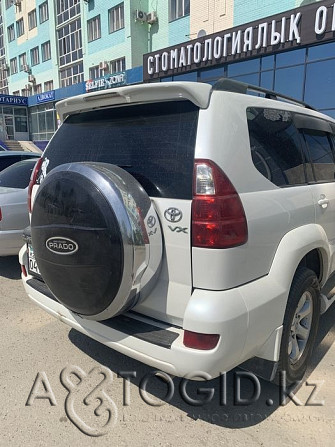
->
[183,330,220,350]
[21,265,27,277]
[28,158,43,213]
[0,207,2,221]
[192,159,248,249]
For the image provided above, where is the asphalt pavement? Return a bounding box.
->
[0,255,334,446]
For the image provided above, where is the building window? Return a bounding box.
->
[14,109,28,133]
[28,9,37,30]
[39,1,49,24]
[10,57,17,74]
[21,87,32,97]
[0,58,8,93]
[19,53,27,71]
[44,80,54,91]
[41,41,51,62]
[7,24,15,42]
[16,18,24,37]
[109,3,124,33]
[15,2,22,13]
[110,57,126,73]
[13,90,20,96]
[88,15,101,42]
[89,63,109,79]
[31,47,40,66]
[34,84,42,94]
[0,13,4,58]
[30,103,57,141]
[89,65,100,79]
[169,0,190,21]
[59,62,83,87]
[57,18,82,67]
[56,0,80,26]
[5,0,12,9]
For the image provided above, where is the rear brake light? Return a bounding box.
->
[0,207,2,221]
[192,159,248,249]
[183,330,220,350]
[21,265,27,277]
[28,158,43,213]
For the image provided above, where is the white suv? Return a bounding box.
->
[20,79,335,385]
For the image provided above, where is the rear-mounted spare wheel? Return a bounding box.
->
[31,162,162,320]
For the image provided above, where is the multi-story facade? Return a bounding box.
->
[0,0,193,97]
[0,0,333,145]
[145,0,335,120]
[0,1,195,146]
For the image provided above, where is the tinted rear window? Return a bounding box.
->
[0,154,39,172]
[247,107,306,186]
[44,101,199,199]
[0,159,37,189]
[302,129,335,182]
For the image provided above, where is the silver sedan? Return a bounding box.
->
[0,159,40,256]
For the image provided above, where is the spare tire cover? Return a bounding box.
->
[31,162,162,320]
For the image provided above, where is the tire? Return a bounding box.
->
[274,267,320,386]
[31,162,162,320]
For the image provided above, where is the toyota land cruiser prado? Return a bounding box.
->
[20,79,335,385]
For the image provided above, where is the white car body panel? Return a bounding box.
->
[0,187,28,255]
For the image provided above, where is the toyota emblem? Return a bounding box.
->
[164,207,183,223]
[147,215,156,228]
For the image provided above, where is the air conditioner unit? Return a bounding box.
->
[135,10,147,22]
[99,61,109,70]
[28,74,36,83]
[146,11,158,24]
[0,63,9,71]
[25,84,32,90]
[22,64,30,73]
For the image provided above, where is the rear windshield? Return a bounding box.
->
[44,101,199,199]
[0,159,37,189]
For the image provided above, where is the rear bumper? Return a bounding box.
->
[19,245,286,378]
[21,276,243,378]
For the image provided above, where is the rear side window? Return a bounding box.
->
[247,107,306,187]
[44,101,199,199]
[301,130,335,183]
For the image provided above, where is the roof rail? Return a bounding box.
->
[212,78,316,110]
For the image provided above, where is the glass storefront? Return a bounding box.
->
[0,106,28,141]
[162,41,335,119]
[29,102,57,141]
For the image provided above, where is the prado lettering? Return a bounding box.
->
[144,0,335,80]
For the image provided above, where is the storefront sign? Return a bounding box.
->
[85,72,127,92]
[0,95,28,106]
[143,0,335,80]
[37,91,55,103]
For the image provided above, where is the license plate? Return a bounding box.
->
[27,243,41,277]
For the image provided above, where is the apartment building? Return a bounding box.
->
[0,1,333,146]
[0,0,193,146]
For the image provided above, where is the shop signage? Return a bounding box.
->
[0,95,28,106]
[143,0,335,80]
[85,72,127,92]
[37,91,55,103]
